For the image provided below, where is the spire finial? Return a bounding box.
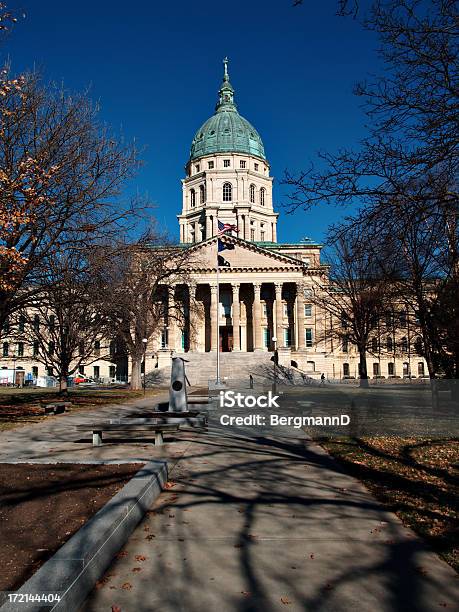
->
[223,56,229,81]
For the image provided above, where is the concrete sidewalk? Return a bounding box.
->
[0,391,172,464]
[82,412,459,611]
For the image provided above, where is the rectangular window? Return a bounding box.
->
[47,366,53,376]
[342,336,349,353]
[223,159,230,167]
[33,315,39,331]
[418,362,425,376]
[304,304,312,317]
[48,341,55,356]
[161,329,168,349]
[93,366,100,380]
[254,163,259,171]
[262,303,268,317]
[260,231,265,241]
[240,160,246,168]
[33,341,39,357]
[305,328,313,347]
[388,362,395,376]
[80,365,85,374]
[32,366,38,378]
[283,304,288,318]
[2,342,8,357]
[284,328,292,347]
[195,164,200,173]
[109,365,116,378]
[263,327,269,348]
[208,161,214,169]
[17,342,24,357]
[18,316,25,333]
[250,229,255,241]
[373,362,380,376]
[94,340,100,357]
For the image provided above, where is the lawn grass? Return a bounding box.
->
[0,387,165,432]
[318,436,458,571]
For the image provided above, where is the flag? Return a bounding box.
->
[218,238,235,252]
[218,255,231,267]
[217,220,238,236]
[217,238,234,267]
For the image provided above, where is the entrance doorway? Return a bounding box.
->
[220,326,233,352]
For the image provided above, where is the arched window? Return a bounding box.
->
[190,189,196,207]
[223,182,232,202]
[199,184,206,204]
[260,187,265,206]
[249,184,255,203]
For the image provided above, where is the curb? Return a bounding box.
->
[1,460,168,612]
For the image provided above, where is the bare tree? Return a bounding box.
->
[311,221,396,386]
[369,186,459,385]
[0,71,140,336]
[284,0,458,385]
[94,231,198,390]
[13,248,110,393]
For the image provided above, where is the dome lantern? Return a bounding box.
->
[189,58,266,162]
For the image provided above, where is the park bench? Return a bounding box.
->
[42,401,73,415]
[75,421,180,447]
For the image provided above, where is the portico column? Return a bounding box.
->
[189,283,198,351]
[168,286,176,351]
[253,283,263,351]
[210,283,218,351]
[296,281,306,350]
[275,282,283,348]
[232,283,240,351]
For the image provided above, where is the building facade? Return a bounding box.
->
[0,61,428,385]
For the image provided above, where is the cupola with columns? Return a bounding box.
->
[178,58,278,244]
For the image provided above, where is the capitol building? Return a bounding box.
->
[0,61,428,386]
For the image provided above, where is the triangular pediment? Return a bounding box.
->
[185,236,303,271]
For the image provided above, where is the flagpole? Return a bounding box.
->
[216,236,220,384]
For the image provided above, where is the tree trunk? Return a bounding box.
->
[130,355,142,390]
[59,375,68,395]
[358,347,369,388]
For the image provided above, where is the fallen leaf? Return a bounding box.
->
[121,582,132,590]
[281,596,292,604]
[116,551,128,559]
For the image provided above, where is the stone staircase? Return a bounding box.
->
[145,351,320,388]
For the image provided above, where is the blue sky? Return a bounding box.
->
[4,0,379,244]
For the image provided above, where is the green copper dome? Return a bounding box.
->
[189,59,266,162]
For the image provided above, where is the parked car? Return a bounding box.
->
[74,376,96,385]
